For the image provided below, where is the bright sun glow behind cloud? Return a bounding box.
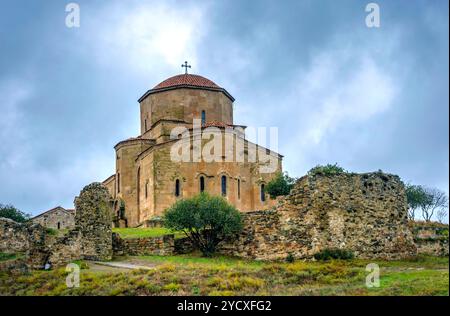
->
[89,2,206,72]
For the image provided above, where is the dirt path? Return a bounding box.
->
[86,259,160,273]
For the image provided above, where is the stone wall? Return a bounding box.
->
[218,172,418,260]
[0,217,49,270]
[0,218,40,253]
[47,230,82,267]
[0,182,113,270]
[411,222,449,257]
[112,233,174,256]
[74,183,113,261]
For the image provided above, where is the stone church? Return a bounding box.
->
[102,66,283,227]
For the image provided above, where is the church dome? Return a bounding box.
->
[153,74,221,90]
[138,73,234,102]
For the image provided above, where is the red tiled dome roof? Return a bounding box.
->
[138,73,235,102]
[153,74,221,90]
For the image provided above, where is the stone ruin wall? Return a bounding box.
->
[112,233,174,256]
[0,218,50,271]
[1,174,447,271]
[0,183,112,272]
[411,222,449,257]
[219,172,419,260]
[74,183,112,261]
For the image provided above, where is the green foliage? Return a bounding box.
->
[112,227,184,239]
[45,228,58,236]
[286,253,295,263]
[437,229,449,237]
[308,163,346,176]
[163,193,243,257]
[406,184,449,221]
[406,184,428,219]
[313,248,354,261]
[265,172,296,199]
[0,204,31,223]
[0,253,17,262]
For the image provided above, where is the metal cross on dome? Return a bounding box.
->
[181,61,191,74]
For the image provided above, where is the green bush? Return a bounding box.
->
[163,193,243,257]
[45,228,58,236]
[308,163,346,176]
[313,248,354,261]
[0,253,17,262]
[0,204,31,223]
[265,172,297,199]
[286,253,295,263]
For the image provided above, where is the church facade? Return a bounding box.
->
[103,71,283,227]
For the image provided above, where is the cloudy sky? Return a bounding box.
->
[0,0,448,216]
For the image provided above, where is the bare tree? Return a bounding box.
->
[436,208,448,224]
[420,187,448,222]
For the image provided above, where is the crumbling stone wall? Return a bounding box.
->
[0,183,113,270]
[0,218,49,270]
[411,222,448,257]
[47,230,82,267]
[0,218,40,253]
[112,233,174,256]
[219,172,418,260]
[75,183,113,261]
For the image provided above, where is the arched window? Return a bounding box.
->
[221,175,227,196]
[260,184,266,202]
[145,180,149,199]
[237,179,241,200]
[200,176,205,192]
[175,179,181,197]
[201,110,206,125]
[117,173,120,193]
[57,222,61,230]
[144,119,148,131]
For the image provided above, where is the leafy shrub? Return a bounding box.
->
[313,248,354,261]
[308,164,346,177]
[0,253,17,262]
[45,228,58,236]
[265,172,297,198]
[286,252,295,263]
[0,204,31,223]
[163,193,243,257]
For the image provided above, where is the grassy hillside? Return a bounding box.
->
[0,255,447,296]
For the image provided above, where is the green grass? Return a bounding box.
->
[137,253,265,269]
[112,227,185,239]
[0,253,18,262]
[0,255,447,296]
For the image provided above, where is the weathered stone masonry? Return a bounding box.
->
[411,222,449,257]
[1,174,447,271]
[218,172,418,260]
[74,183,112,261]
[112,233,174,256]
[0,182,113,271]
